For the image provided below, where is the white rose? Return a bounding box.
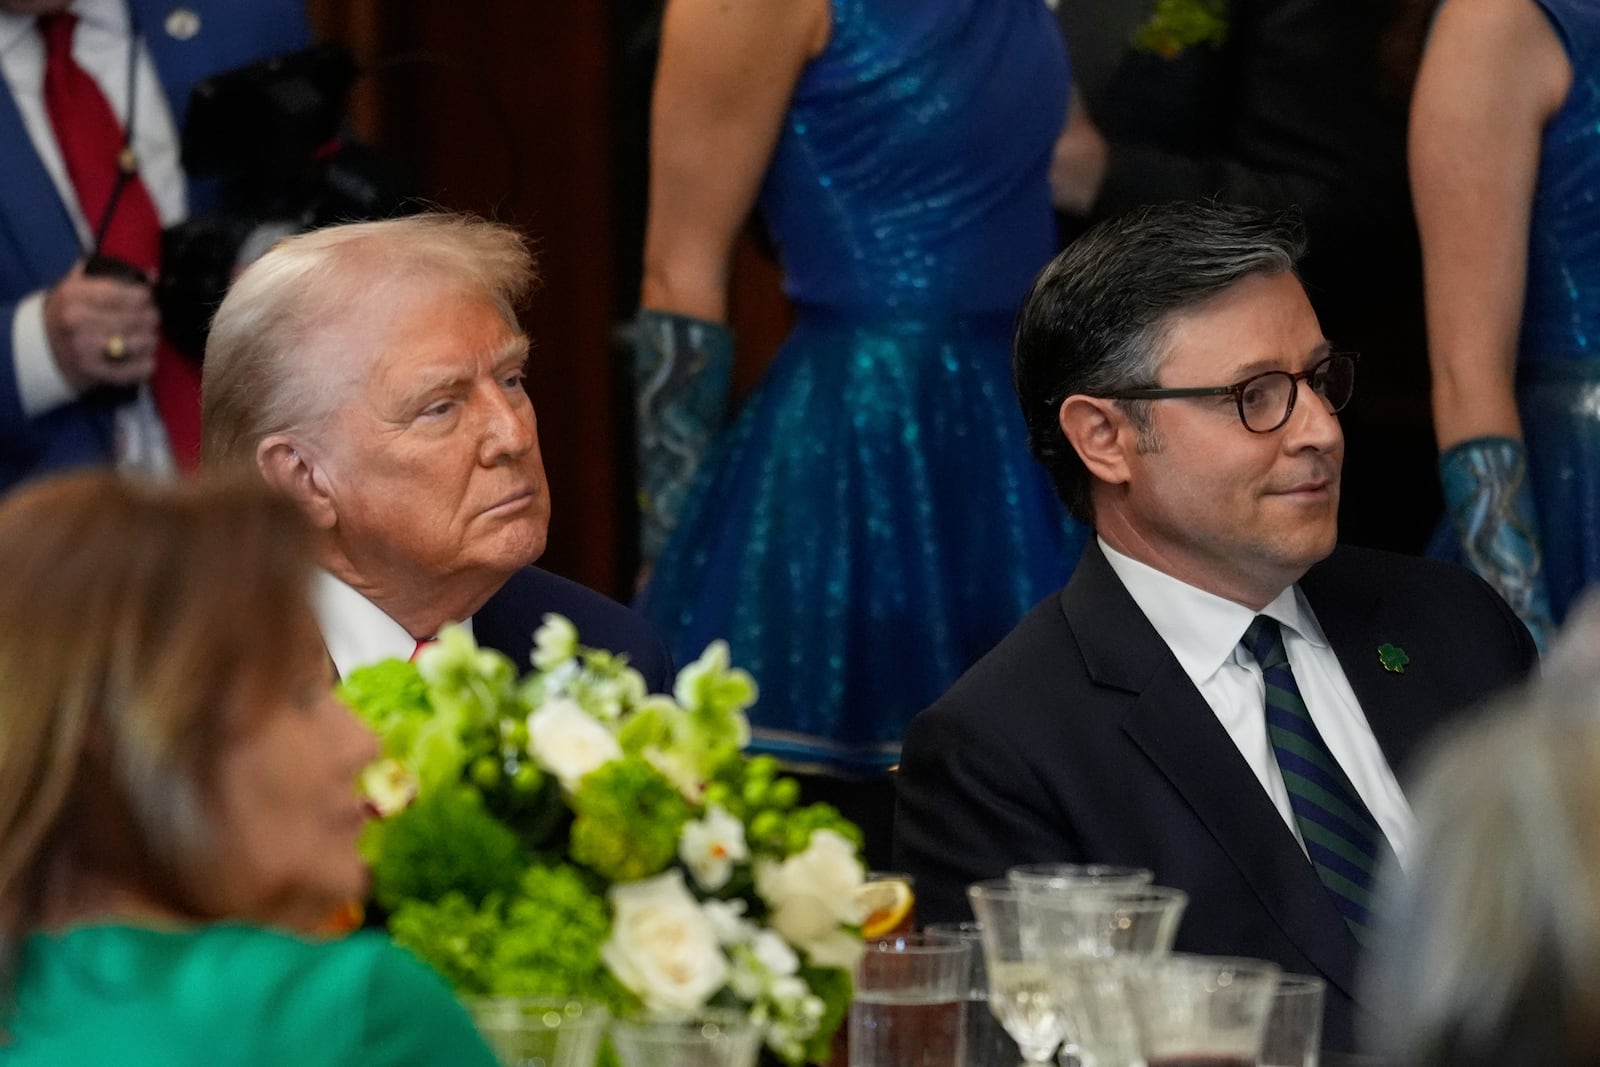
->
[601,870,729,1015]
[526,697,622,791]
[678,805,749,891]
[754,829,866,967]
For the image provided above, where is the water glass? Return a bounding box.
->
[1125,954,1282,1067]
[1259,974,1326,1067]
[463,996,609,1067]
[925,919,1023,1067]
[1005,863,1154,896]
[1022,885,1187,1067]
[962,881,1066,1063]
[608,1009,764,1067]
[851,935,972,1067]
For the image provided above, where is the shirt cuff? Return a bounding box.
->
[12,290,77,416]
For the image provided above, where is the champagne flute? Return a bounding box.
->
[966,880,1068,1064]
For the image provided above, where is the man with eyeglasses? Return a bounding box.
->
[894,200,1536,1055]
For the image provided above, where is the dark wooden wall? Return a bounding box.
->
[306,1,791,599]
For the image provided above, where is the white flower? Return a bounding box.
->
[750,929,800,977]
[678,805,749,890]
[526,697,622,791]
[531,614,578,671]
[755,829,866,969]
[359,758,417,817]
[702,898,753,946]
[601,870,729,1015]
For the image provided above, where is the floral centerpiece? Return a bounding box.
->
[341,617,867,1065]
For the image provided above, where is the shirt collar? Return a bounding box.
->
[1098,537,1329,681]
[312,569,474,679]
[0,0,128,57]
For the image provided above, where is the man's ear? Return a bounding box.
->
[256,434,337,531]
[1058,394,1134,487]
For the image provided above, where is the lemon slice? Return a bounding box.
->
[856,877,915,939]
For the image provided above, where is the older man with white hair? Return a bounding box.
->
[202,213,671,687]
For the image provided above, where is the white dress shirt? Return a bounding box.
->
[1100,538,1414,870]
[0,0,185,472]
[313,570,476,679]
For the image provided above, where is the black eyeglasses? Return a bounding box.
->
[1094,352,1359,433]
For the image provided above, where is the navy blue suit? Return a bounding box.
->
[894,543,1536,1054]
[474,566,674,695]
[0,0,309,492]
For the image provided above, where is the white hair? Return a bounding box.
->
[201,212,537,464]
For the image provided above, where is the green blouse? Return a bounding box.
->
[2,923,499,1066]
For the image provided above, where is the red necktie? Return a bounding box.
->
[39,13,201,470]
[409,638,434,662]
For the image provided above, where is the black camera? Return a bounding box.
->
[154,42,416,361]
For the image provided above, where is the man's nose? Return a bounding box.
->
[1285,378,1343,450]
[479,388,537,462]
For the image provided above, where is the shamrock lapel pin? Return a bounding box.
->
[1377,643,1409,674]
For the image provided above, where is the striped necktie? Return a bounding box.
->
[1243,616,1395,940]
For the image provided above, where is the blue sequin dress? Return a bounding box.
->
[1513,0,1600,620]
[640,0,1087,776]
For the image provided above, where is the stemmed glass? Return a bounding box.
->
[965,880,1069,1064]
[1020,885,1188,1067]
[1005,864,1153,1066]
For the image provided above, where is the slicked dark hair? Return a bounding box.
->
[1013,201,1308,522]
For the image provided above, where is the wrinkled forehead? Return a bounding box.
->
[307,280,522,391]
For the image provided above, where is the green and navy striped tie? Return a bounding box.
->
[1243,616,1396,940]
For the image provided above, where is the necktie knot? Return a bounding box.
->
[38,12,77,57]
[1242,615,1288,671]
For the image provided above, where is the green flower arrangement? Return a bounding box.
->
[343,618,867,1065]
[1132,0,1228,58]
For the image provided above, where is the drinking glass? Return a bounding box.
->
[463,996,609,1067]
[925,919,1024,1067]
[1124,954,1281,1067]
[609,1009,764,1067]
[1022,885,1188,1067]
[962,881,1067,1063]
[1004,864,1154,897]
[851,935,972,1067]
[1259,974,1325,1067]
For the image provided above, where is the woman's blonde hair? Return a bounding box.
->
[0,468,318,965]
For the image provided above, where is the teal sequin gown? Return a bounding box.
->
[1432,0,1600,622]
[640,0,1087,775]
[1519,0,1600,620]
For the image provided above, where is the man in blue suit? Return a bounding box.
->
[0,0,308,492]
[201,213,674,691]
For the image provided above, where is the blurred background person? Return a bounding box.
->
[1050,0,1437,557]
[633,0,1088,860]
[1366,595,1600,1064]
[201,214,672,688]
[1408,0,1595,652]
[0,469,498,1065]
[0,0,309,490]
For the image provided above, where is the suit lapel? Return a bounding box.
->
[1301,549,1449,782]
[1063,545,1361,1002]
[0,82,80,287]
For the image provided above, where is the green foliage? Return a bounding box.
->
[800,965,853,1066]
[568,758,694,882]
[366,785,524,912]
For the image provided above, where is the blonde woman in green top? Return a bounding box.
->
[0,470,499,1067]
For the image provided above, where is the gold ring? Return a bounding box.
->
[105,333,127,361]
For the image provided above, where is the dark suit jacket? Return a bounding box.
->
[893,542,1536,1053]
[474,566,674,694]
[0,0,309,492]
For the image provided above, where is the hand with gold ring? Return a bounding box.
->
[41,261,159,392]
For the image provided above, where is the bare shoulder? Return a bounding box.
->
[663,0,832,61]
